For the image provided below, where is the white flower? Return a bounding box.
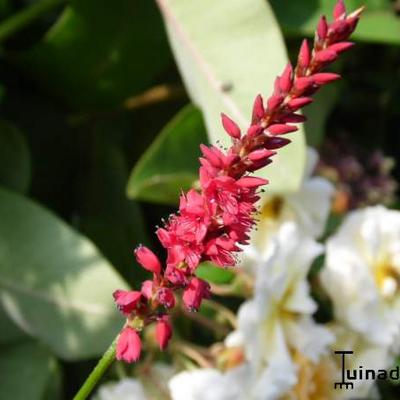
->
[232,223,333,367]
[168,362,296,400]
[321,206,400,346]
[254,148,333,255]
[95,378,147,400]
[330,323,392,399]
[168,367,245,400]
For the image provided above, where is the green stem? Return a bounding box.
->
[73,336,118,400]
[0,0,66,43]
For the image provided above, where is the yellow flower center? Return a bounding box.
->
[282,351,337,400]
[261,196,284,220]
[374,260,400,300]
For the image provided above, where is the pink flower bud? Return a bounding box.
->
[267,124,298,135]
[246,125,262,138]
[298,39,310,69]
[155,317,173,350]
[183,277,211,311]
[312,72,341,85]
[113,290,141,315]
[221,113,241,139]
[236,176,268,189]
[333,0,346,20]
[328,41,354,53]
[267,94,284,111]
[200,144,223,168]
[287,97,313,110]
[116,327,141,363]
[280,114,306,123]
[279,63,293,93]
[134,245,161,274]
[294,77,314,93]
[141,280,154,299]
[252,95,265,123]
[317,16,328,40]
[264,137,291,150]
[315,49,338,64]
[157,287,175,308]
[247,149,276,161]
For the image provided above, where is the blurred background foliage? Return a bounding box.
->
[0,0,399,399]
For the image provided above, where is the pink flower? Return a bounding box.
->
[155,316,173,350]
[183,277,211,311]
[141,280,154,299]
[116,327,141,363]
[134,245,161,275]
[113,290,141,316]
[157,287,175,309]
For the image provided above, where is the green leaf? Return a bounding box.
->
[0,303,25,343]
[0,119,30,193]
[270,0,400,45]
[0,188,128,360]
[0,340,59,400]
[13,0,171,109]
[196,262,235,285]
[158,0,306,194]
[127,105,208,205]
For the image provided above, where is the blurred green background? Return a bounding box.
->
[0,0,399,398]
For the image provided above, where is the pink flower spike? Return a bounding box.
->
[155,317,173,350]
[333,0,346,20]
[116,327,141,363]
[113,290,141,315]
[134,245,161,275]
[236,176,268,189]
[315,49,338,64]
[221,113,241,139]
[279,63,293,93]
[252,95,265,123]
[287,97,313,110]
[183,277,211,311]
[267,124,298,135]
[317,16,328,40]
[298,39,310,69]
[312,72,341,85]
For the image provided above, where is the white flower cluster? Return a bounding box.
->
[96,149,400,400]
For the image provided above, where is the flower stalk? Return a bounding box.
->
[72,335,118,400]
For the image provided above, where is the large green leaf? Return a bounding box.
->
[0,188,128,360]
[158,0,305,194]
[127,105,207,205]
[0,340,59,400]
[13,0,171,109]
[0,119,30,193]
[270,0,400,45]
[0,303,25,343]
